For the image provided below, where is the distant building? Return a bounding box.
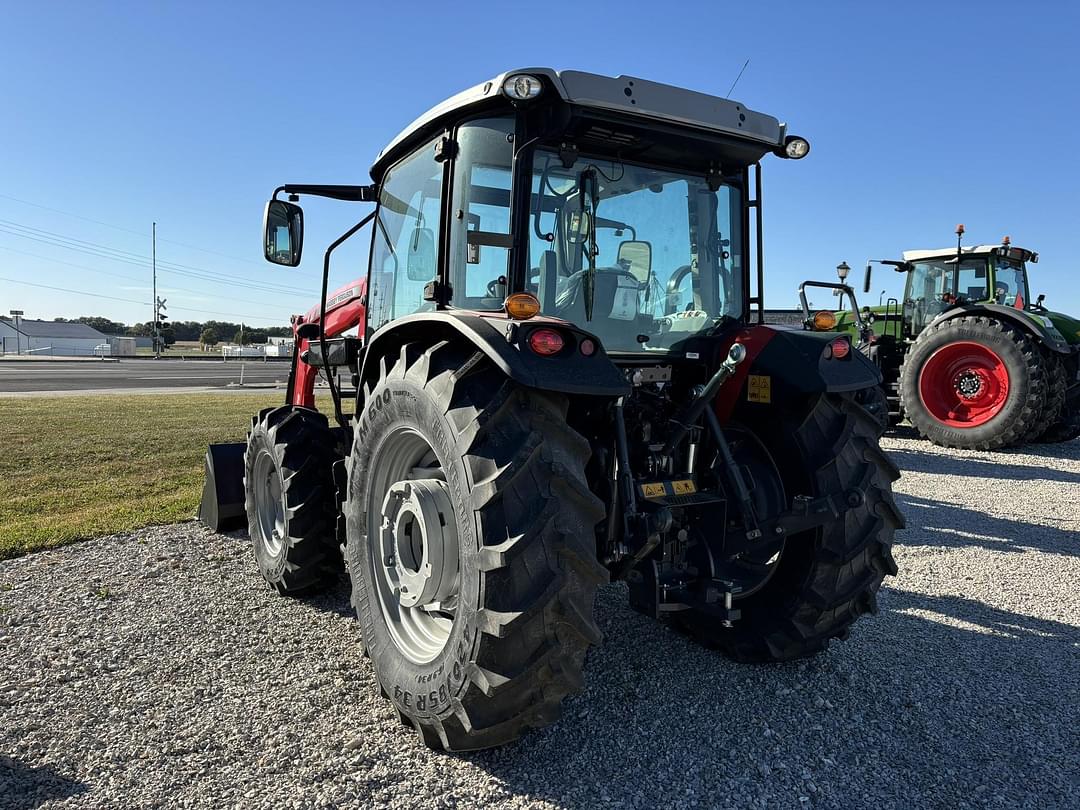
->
[221,345,264,358]
[107,336,137,357]
[0,319,111,356]
[262,338,295,358]
[762,309,806,327]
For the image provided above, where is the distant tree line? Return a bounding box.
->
[45,316,292,346]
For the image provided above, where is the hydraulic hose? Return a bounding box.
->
[661,342,747,459]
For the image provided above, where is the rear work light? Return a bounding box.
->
[824,337,851,359]
[528,328,565,356]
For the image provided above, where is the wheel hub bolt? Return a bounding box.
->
[955,371,982,398]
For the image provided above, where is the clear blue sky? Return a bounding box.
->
[2,1,1078,328]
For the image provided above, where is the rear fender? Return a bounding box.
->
[356,312,630,404]
[715,325,881,421]
[930,304,1072,354]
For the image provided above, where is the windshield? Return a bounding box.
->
[527,149,744,353]
[992,256,1029,307]
[907,257,988,331]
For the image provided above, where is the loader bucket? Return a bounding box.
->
[198,442,247,532]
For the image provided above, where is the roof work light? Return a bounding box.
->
[502,74,543,100]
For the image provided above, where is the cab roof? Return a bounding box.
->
[902,245,1030,262]
[371,68,788,181]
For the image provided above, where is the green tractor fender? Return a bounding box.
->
[927,303,1074,355]
[1040,309,1080,347]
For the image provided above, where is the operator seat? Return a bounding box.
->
[556,267,644,346]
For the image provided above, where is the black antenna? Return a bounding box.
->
[726,59,750,98]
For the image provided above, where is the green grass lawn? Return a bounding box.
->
[0,393,279,559]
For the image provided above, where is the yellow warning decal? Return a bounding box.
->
[640,483,666,498]
[671,479,697,495]
[747,374,772,403]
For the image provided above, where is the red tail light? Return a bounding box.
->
[528,328,565,356]
[828,338,851,359]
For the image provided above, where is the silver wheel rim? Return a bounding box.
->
[368,427,459,664]
[253,449,286,557]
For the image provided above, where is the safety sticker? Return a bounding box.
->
[640,482,666,498]
[671,480,697,495]
[747,374,771,403]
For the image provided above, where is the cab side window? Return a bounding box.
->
[368,137,445,331]
[448,117,514,307]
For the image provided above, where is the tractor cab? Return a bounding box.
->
[901,239,1036,333]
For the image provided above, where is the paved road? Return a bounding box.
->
[0,359,289,394]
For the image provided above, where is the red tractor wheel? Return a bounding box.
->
[917,341,1010,428]
[900,316,1048,450]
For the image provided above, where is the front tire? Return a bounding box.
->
[344,342,607,751]
[244,406,341,595]
[899,316,1047,450]
[676,394,903,661]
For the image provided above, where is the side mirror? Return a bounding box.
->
[263,200,304,266]
[617,240,652,283]
[406,227,436,281]
[863,263,873,294]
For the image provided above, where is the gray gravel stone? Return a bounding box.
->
[1,435,1077,809]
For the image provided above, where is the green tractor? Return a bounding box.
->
[801,227,1080,449]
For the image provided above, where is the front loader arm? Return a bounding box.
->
[288,278,367,408]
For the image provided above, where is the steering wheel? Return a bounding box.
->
[485,277,505,298]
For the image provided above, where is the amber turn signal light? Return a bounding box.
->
[505,292,541,320]
[812,310,838,331]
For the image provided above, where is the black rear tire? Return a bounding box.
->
[1040,407,1080,443]
[675,394,902,661]
[899,316,1047,450]
[244,406,341,595]
[855,384,890,434]
[344,341,607,751]
[1032,353,1074,442]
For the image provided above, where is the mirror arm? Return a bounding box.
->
[275,184,377,203]
[319,210,377,431]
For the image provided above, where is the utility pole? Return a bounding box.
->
[152,221,158,358]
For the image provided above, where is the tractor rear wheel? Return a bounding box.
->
[1040,405,1080,443]
[244,406,341,595]
[675,394,902,661]
[855,384,890,434]
[344,341,606,751]
[899,316,1047,450]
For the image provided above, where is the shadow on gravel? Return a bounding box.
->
[299,576,354,619]
[898,492,1079,557]
[888,446,1080,485]
[455,584,1078,809]
[0,757,87,809]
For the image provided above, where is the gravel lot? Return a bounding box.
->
[2,434,1078,809]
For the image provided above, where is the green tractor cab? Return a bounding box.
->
[803,227,1080,449]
